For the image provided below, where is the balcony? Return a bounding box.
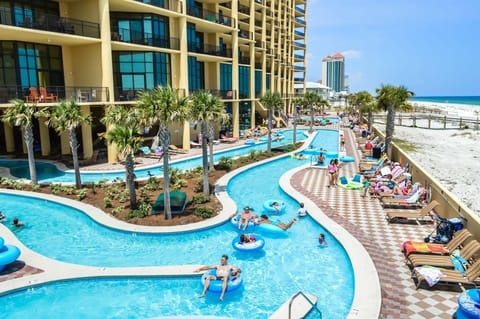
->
[294,53,304,59]
[238,30,252,40]
[111,27,179,50]
[188,43,232,58]
[294,77,304,82]
[238,56,250,65]
[189,89,236,100]
[295,6,305,14]
[238,4,250,15]
[294,65,305,71]
[0,85,109,104]
[0,8,100,38]
[186,6,233,27]
[293,41,306,48]
[135,0,181,13]
[294,30,305,37]
[295,17,306,25]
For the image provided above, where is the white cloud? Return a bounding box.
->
[340,50,362,59]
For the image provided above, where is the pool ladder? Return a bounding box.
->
[288,291,322,318]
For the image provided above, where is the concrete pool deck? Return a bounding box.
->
[0,124,460,318]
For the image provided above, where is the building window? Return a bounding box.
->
[188,56,204,91]
[255,70,262,97]
[0,41,64,93]
[220,63,232,91]
[238,66,250,99]
[111,13,169,47]
[266,73,271,90]
[112,51,170,100]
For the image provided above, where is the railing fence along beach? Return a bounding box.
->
[372,113,480,130]
[371,127,480,237]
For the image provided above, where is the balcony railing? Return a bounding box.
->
[295,6,305,14]
[114,87,187,101]
[295,17,306,25]
[238,30,252,40]
[294,65,305,71]
[238,56,250,65]
[238,4,250,14]
[0,85,109,104]
[186,6,233,27]
[294,54,304,59]
[294,30,305,37]
[135,0,181,13]
[188,44,232,58]
[189,89,236,100]
[111,27,179,50]
[0,8,100,38]
[294,77,304,82]
[293,41,306,48]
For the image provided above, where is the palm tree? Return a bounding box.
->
[303,91,321,133]
[39,99,91,189]
[317,97,330,116]
[1,99,38,184]
[260,90,283,152]
[352,91,374,127]
[376,84,414,155]
[190,91,229,196]
[136,86,190,220]
[104,118,143,210]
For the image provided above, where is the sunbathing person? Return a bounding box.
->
[195,255,241,301]
[256,214,297,230]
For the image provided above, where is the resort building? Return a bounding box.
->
[0,0,307,163]
[294,81,331,100]
[321,52,344,93]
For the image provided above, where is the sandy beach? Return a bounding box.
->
[374,101,480,216]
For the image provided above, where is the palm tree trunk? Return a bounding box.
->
[208,121,215,171]
[24,125,37,184]
[309,105,314,133]
[125,153,137,209]
[200,122,209,196]
[69,129,82,189]
[159,125,172,219]
[385,104,396,157]
[267,109,272,152]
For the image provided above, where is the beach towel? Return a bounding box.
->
[414,266,446,287]
[401,240,447,256]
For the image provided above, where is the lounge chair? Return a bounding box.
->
[407,240,480,269]
[168,145,188,154]
[402,229,473,257]
[381,188,424,208]
[152,191,187,215]
[413,257,480,289]
[384,200,439,225]
[39,87,58,102]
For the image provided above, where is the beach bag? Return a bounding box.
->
[432,218,455,244]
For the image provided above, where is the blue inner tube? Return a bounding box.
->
[456,289,480,319]
[0,244,21,272]
[230,214,257,231]
[201,269,243,293]
[256,223,288,237]
[340,156,355,163]
[263,200,286,214]
[231,234,265,252]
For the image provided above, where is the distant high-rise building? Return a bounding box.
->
[321,53,345,93]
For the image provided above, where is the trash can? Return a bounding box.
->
[372,146,382,159]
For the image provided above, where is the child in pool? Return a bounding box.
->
[318,233,328,247]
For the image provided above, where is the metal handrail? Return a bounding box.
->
[287,291,322,319]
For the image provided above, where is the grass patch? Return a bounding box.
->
[393,138,419,152]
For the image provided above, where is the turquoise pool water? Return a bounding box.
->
[0,130,353,318]
[0,129,307,184]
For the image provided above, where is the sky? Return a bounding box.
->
[305,0,480,96]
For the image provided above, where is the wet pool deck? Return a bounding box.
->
[0,124,460,318]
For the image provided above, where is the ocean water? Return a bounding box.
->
[410,96,480,106]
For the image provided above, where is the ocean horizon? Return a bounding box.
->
[410,96,480,106]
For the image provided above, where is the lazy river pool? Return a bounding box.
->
[0,129,353,318]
